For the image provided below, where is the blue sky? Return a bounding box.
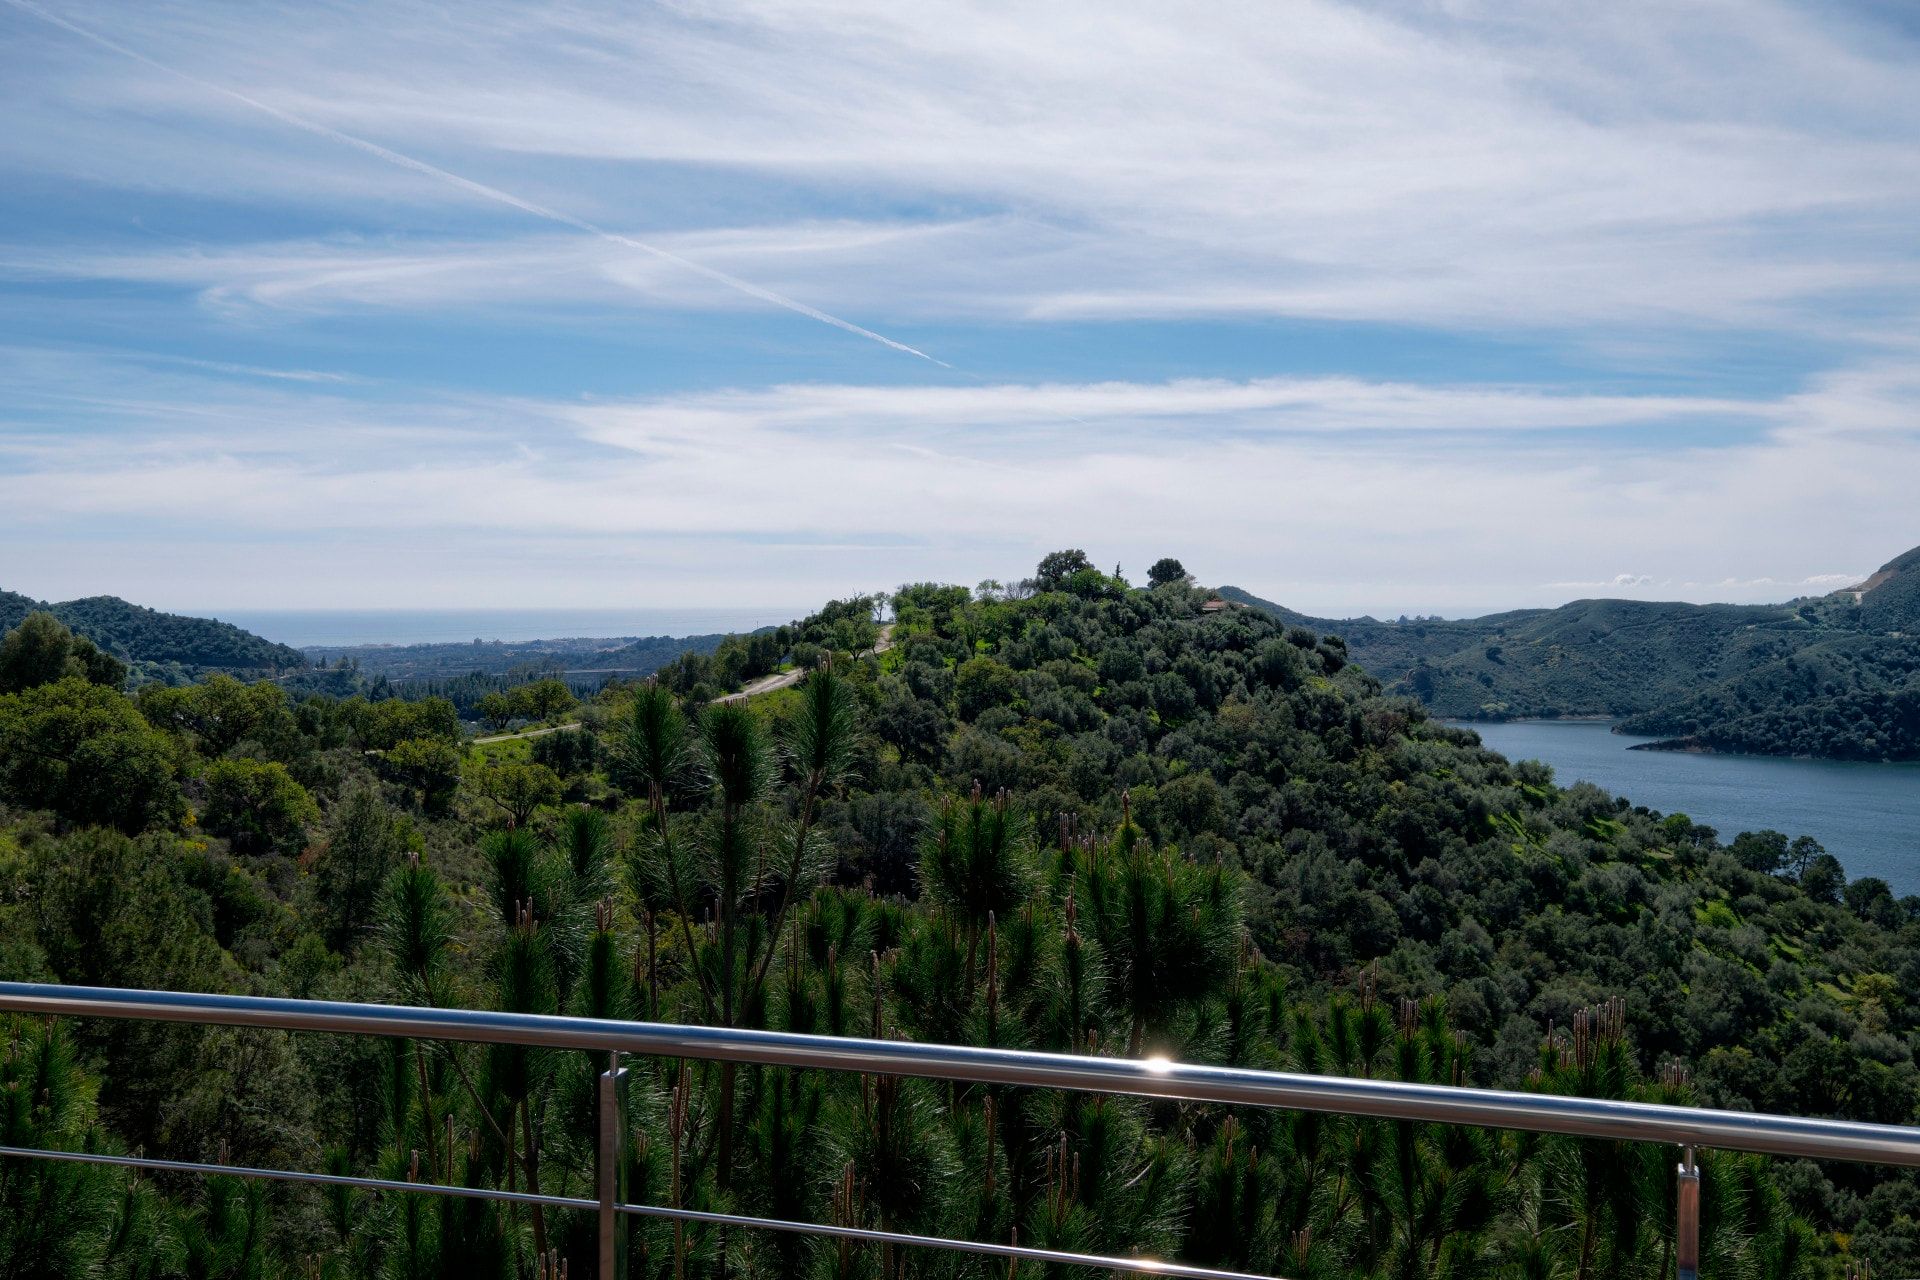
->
[2,0,1918,618]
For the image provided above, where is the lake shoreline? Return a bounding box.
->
[1451,714,1617,725]
[1452,718,1920,896]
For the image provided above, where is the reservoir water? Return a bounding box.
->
[1454,719,1920,897]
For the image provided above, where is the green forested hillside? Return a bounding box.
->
[1223,543,1920,760]
[1,566,1916,1278]
[0,588,306,678]
[1617,633,1920,757]
[601,627,783,679]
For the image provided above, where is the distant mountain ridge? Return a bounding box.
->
[1222,543,1920,761]
[300,630,754,682]
[0,589,306,676]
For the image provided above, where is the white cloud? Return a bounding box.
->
[2,352,1914,613]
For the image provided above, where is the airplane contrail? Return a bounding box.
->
[2,0,949,366]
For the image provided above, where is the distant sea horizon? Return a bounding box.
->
[213,607,803,649]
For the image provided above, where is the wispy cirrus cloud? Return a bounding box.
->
[1,0,944,362]
[5,1,1920,337]
[1545,572,1869,598]
[0,222,1017,320]
[563,377,1769,445]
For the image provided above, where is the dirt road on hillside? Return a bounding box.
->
[471,625,892,742]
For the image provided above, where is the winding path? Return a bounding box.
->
[472,721,578,745]
[470,626,891,744]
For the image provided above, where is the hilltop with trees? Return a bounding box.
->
[1,558,1916,1277]
[0,589,305,682]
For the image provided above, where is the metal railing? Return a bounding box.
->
[4,982,1919,1279]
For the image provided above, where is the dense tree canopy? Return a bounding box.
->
[0,677,181,833]
[0,611,126,694]
[1147,557,1190,588]
[200,758,319,855]
[0,560,1916,1277]
[1033,548,1095,591]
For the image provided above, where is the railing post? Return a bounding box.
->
[1675,1145,1700,1280]
[599,1052,629,1279]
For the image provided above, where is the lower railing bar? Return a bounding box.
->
[615,1201,1285,1280]
[1,1143,1282,1279]
[0,1145,592,1213]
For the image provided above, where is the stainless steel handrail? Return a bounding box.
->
[5,981,1918,1165]
[6,980,1920,1280]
